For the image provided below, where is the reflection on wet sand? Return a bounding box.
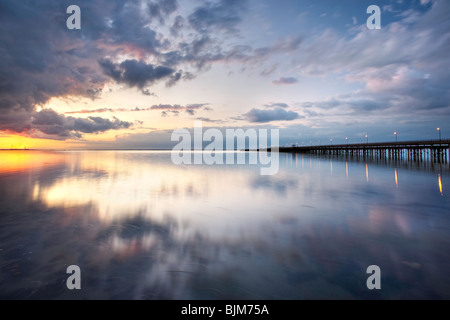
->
[0,151,449,299]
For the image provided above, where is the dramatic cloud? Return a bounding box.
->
[0,0,217,138]
[0,1,158,137]
[0,0,179,114]
[34,109,131,138]
[0,108,132,140]
[99,59,175,89]
[0,109,33,133]
[36,110,131,139]
[1,0,448,145]
[0,1,101,113]
[272,77,298,85]
[294,1,450,117]
[244,108,301,123]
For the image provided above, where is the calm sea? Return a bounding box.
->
[0,150,449,299]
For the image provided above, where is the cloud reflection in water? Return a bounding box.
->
[0,151,449,299]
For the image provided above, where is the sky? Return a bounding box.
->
[0,0,448,149]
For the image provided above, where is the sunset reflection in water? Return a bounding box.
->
[0,150,449,299]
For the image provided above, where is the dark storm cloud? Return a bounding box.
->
[70,116,131,134]
[0,0,174,112]
[244,108,301,123]
[0,0,171,138]
[1,0,306,142]
[0,108,131,140]
[0,0,104,113]
[0,0,257,122]
[99,59,175,89]
[31,109,132,139]
[0,109,32,133]
[0,0,222,138]
[93,1,163,53]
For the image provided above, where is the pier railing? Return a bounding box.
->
[267,139,450,163]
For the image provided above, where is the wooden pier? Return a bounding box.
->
[271,139,450,163]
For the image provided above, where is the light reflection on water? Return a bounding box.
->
[0,150,449,299]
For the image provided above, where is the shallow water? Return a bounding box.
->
[0,150,449,299]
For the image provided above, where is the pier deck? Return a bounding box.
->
[270,139,450,162]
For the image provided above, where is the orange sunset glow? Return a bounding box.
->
[0,133,76,150]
